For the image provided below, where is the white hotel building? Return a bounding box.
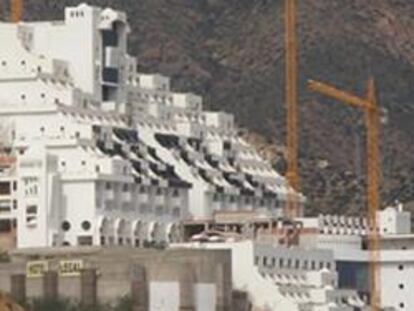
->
[0,3,303,249]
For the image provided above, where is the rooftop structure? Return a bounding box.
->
[251,205,414,310]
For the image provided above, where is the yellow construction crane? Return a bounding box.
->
[308,79,381,311]
[284,0,299,218]
[11,0,22,23]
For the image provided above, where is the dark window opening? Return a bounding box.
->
[61,221,71,232]
[81,221,91,231]
[102,68,119,84]
[77,236,93,246]
[0,182,10,195]
[102,85,118,101]
[0,220,12,233]
[26,205,37,214]
[102,29,119,47]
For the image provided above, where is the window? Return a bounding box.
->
[122,184,129,192]
[263,257,268,267]
[0,182,10,195]
[399,264,404,271]
[78,236,93,246]
[61,221,71,232]
[172,189,179,197]
[21,94,26,100]
[26,205,37,215]
[399,284,404,290]
[0,220,11,233]
[105,182,111,190]
[81,221,91,231]
[40,93,45,98]
[400,302,405,308]
[95,165,100,173]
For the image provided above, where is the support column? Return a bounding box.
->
[179,265,195,311]
[10,274,26,303]
[80,269,97,306]
[131,266,147,311]
[43,271,58,299]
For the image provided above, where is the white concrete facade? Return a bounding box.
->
[0,3,303,249]
[297,206,414,310]
[175,240,366,311]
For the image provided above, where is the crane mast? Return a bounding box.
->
[285,0,299,218]
[365,78,380,310]
[11,0,22,23]
[308,79,381,311]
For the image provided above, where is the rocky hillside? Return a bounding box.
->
[2,0,414,215]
